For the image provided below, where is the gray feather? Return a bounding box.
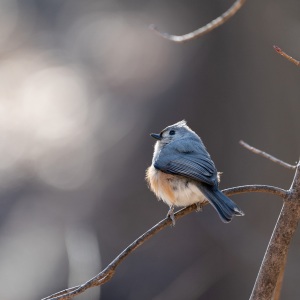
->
[154,138,218,185]
[197,183,244,222]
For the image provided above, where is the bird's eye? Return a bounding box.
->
[169,130,175,135]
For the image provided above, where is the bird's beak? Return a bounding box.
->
[150,133,162,140]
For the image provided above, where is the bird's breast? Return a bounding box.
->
[146,165,176,205]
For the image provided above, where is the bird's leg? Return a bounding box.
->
[167,205,175,226]
[196,202,203,212]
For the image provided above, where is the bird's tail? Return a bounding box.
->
[198,184,244,223]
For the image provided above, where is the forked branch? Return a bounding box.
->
[249,161,300,300]
[150,0,246,43]
[240,141,299,300]
[42,142,294,300]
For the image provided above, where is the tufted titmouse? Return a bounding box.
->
[146,120,244,226]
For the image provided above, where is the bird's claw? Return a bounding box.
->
[167,206,176,226]
[196,202,203,212]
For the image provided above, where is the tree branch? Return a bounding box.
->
[223,185,287,199]
[240,141,300,299]
[42,142,296,300]
[250,162,300,300]
[272,253,287,300]
[149,0,247,43]
[240,140,296,170]
[273,45,300,67]
[238,140,300,300]
[42,184,288,300]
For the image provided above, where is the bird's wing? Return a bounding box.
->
[154,143,217,185]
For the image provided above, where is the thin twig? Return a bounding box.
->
[43,287,80,300]
[43,184,287,300]
[273,45,300,67]
[240,140,296,170]
[149,0,246,43]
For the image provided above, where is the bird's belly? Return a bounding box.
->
[172,179,206,207]
[146,166,207,207]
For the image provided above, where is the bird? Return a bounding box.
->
[146,120,244,226]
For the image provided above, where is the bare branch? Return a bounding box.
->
[223,185,288,199]
[240,140,296,170]
[149,0,246,43]
[43,183,287,300]
[250,162,300,300]
[43,287,79,300]
[272,253,287,300]
[273,45,300,67]
[43,141,292,300]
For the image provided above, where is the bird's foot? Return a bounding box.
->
[196,202,203,212]
[167,205,176,227]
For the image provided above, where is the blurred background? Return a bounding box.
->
[0,0,299,299]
